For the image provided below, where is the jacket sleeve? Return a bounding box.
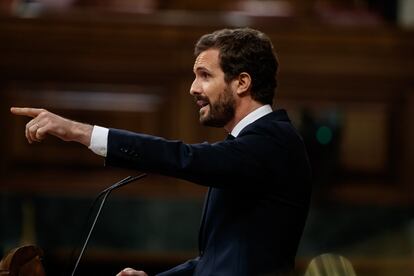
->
[105,127,306,189]
[156,257,199,276]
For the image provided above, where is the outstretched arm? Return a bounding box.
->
[10,107,93,147]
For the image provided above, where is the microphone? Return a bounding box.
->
[98,174,147,196]
[70,173,147,276]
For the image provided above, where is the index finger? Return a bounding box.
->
[10,107,44,118]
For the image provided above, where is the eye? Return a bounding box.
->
[200,71,210,79]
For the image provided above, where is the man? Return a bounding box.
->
[11,28,312,276]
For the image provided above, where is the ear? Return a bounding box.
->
[235,72,252,96]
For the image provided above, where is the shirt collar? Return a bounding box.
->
[230,105,273,137]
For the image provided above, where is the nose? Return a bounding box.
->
[190,78,201,96]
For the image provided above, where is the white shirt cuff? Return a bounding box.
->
[88,125,109,157]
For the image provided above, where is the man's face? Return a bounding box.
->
[190,49,236,128]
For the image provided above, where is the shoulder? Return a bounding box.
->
[240,109,299,139]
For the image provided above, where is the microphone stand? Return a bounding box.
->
[70,173,147,276]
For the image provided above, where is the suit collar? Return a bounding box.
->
[230,105,273,137]
[236,109,291,137]
[264,108,290,122]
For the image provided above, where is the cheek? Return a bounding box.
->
[206,82,226,101]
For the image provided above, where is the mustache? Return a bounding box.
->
[194,95,209,103]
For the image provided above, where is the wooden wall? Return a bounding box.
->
[0,9,414,275]
[1,13,413,199]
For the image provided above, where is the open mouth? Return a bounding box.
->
[195,97,209,109]
[197,100,209,108]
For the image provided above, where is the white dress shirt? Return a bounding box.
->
[230,104,272,137]
[89,104,273,157]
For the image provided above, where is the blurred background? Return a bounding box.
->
[0,0,414,275]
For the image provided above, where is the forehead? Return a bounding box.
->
[193,48,221,71]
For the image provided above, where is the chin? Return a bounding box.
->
[199,110,209,122]
[199,116,209,126]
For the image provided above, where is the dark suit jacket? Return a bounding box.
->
[106,109,312,276]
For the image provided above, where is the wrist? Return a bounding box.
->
[72,121,93,147]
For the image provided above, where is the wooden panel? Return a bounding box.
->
[340,103,388,173]
[0,9,414,276]
[0,13,412,202]
[401,92,414,190]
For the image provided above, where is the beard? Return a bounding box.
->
[198,86,236,128]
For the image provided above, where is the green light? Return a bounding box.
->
[316,126,333,145]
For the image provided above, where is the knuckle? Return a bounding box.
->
[39,109,50,118]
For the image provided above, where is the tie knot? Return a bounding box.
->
[226,134,235,140]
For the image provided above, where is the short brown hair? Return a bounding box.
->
[195,28,278,105]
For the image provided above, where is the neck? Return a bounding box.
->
[224,100,264,133]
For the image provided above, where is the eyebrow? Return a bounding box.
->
[193,66,211,74]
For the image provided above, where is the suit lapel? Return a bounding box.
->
[198,133,234,255]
